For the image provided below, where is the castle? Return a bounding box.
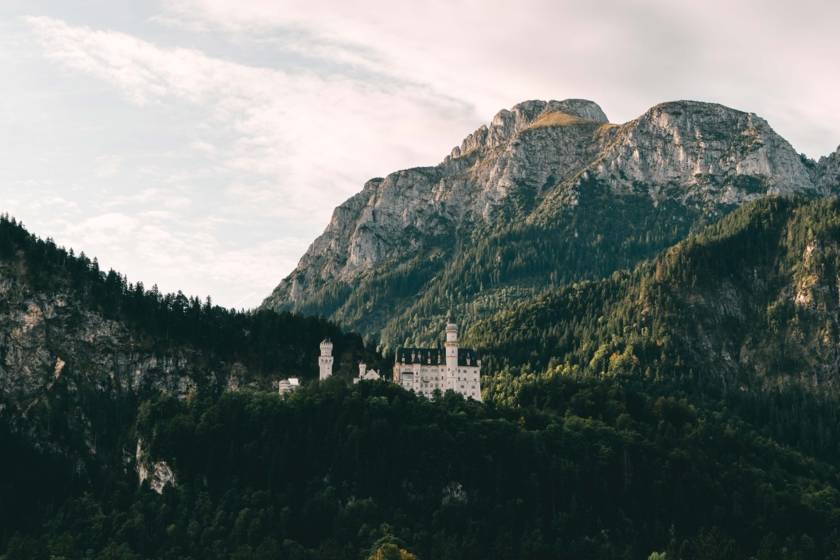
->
[354,363,381,383]
[277,377,300,396]
[318,339,334,380]
[316,320,481,401]
[393,319,482,401]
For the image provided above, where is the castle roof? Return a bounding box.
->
[397,347,479,367]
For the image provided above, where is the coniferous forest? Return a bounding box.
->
[1,195,840,559]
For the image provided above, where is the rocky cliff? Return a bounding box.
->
[263,99,837,348]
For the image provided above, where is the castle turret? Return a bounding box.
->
[445,318,458,372]
[319,339,334,380]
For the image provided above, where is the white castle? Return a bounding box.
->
[393,319,482,401]
[316,320,481,401]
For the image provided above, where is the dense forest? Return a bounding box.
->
[467,196,839,383]
[6,378,840,559]
[2,197,840,559]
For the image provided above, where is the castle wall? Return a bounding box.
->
[393,363,482,401]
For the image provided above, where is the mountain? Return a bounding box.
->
[262,99,835,349]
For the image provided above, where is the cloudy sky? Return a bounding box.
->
[2,0,839,308]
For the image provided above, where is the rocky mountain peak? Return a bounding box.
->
[447,98,608,161]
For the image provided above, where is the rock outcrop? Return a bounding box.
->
[816,146,840,194]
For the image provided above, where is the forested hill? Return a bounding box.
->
[0,213,379,391]
[467,197,840,397]
[9,364,840,559]
[0,213,378,543]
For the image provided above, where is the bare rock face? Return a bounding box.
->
[590,101,814,205]
[0,257,239,471]
[263,98,830,340]
[136,438,176,494]
[816,146,840,194]
[447,99,609,159]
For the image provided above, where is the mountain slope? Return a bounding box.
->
[263,99,829,349]
[469,197,840,395]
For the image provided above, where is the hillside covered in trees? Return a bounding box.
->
[468,197,840,393]
[6,375,840,559]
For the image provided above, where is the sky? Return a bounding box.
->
[1,0,839,309]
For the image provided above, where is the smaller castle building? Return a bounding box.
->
[354,363,381,384]
[318,339,334,380]
[278,377,300,396]
[393,320,481,401]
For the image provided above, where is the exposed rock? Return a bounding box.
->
[0,257,244,466]
[591,101,814,206]
[136,439,176,495]
[816,146,840,194]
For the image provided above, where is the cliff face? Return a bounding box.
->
[0,256,222,475]
[816,146,840,194]
[262,98,834,347]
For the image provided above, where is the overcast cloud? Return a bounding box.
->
[1,0,838,308]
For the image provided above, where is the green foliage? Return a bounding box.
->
[7,378,840,559]
[470,196,839,389]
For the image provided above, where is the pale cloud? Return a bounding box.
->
[94,154,124,178]
[25,15,477,210]
[189,140,217,155]
[103,188,192,211]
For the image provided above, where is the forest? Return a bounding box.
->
[1,196,840,559]
[5,377,840,559]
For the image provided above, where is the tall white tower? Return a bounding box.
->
[319,339,334,380]
[445,318,458,372]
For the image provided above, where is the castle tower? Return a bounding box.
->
[445,318,458,372]
[319,339,334,380]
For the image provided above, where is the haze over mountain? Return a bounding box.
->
[262,98,840,348]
